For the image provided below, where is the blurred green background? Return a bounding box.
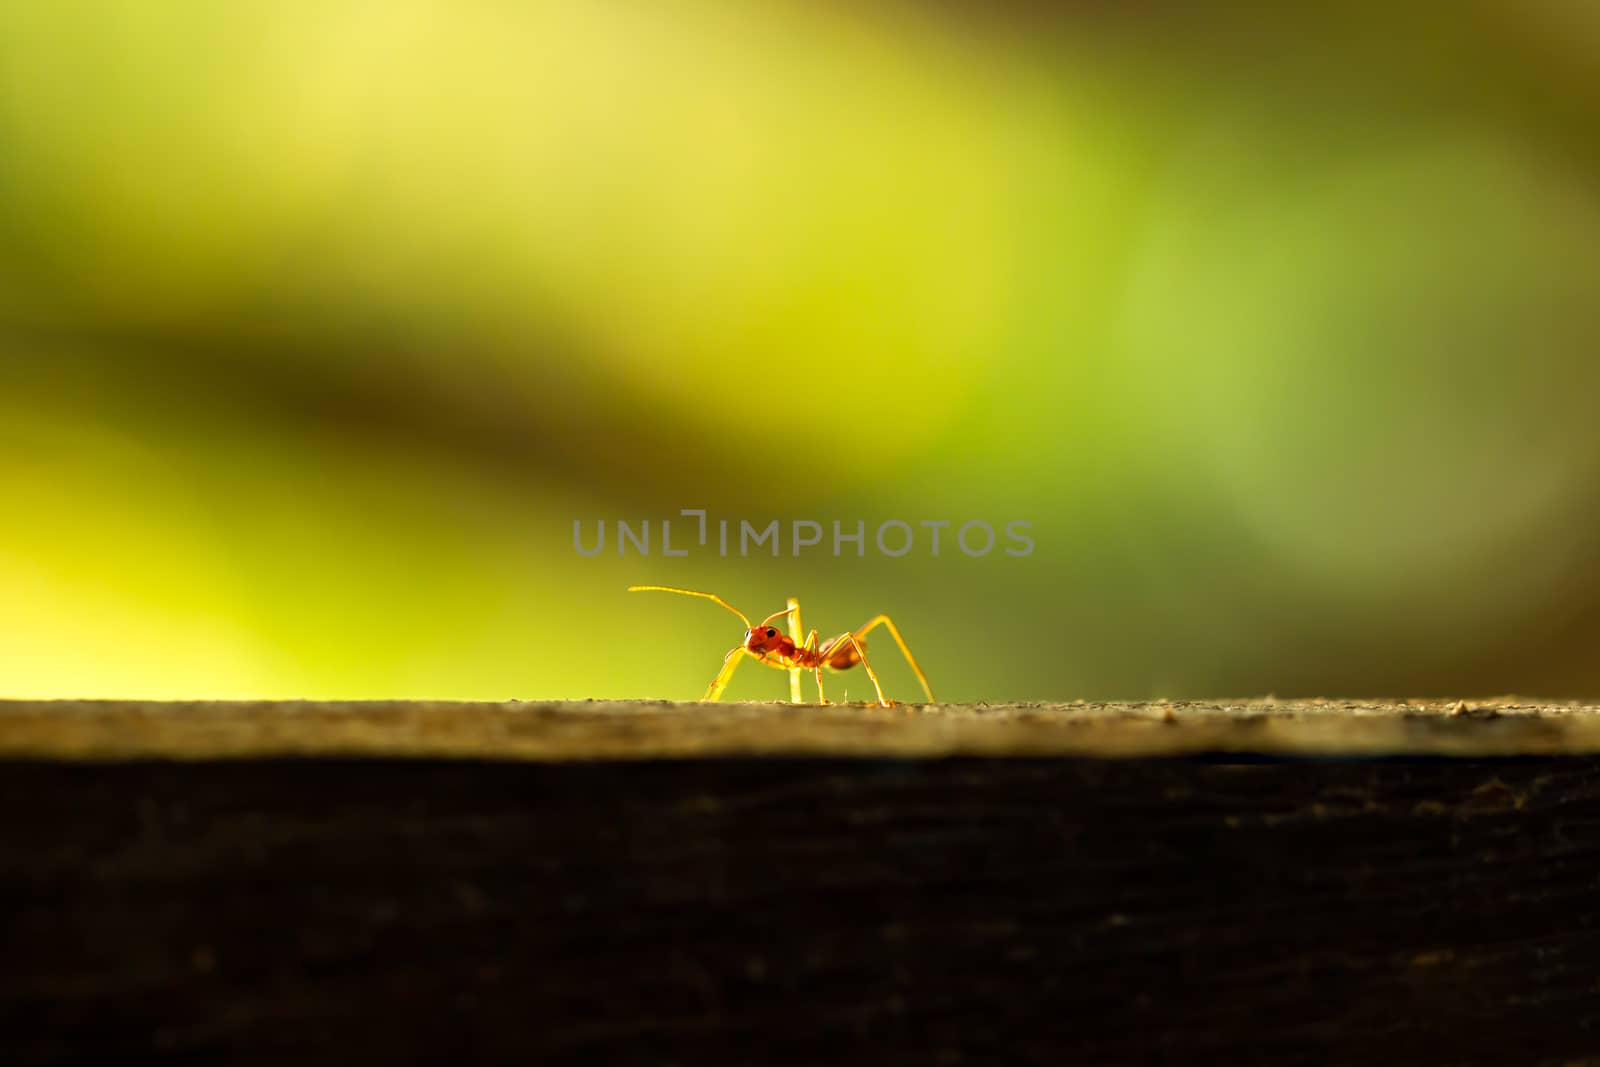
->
[2,1,1598,702]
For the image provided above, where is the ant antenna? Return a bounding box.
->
[628,585,752,628]
[759,606,798,628]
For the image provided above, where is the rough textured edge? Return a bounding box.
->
[2,698,1600,761]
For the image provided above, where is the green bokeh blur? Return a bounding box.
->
[2,1,1598,701]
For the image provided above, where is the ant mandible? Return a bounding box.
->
[627,585,936,707]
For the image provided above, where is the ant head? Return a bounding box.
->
[744,625,783,654]
[743,606,796,656]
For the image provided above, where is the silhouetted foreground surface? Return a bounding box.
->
[2,700,1598,1065]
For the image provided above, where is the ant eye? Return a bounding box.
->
[765,628,777,637]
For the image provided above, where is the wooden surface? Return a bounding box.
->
[2,700,1599,1065]
[3,698,1600,760]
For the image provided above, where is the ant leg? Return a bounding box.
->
[748,603,801,700]
[802,629,828,704]
[702,645,749,702]
[828,633,891,707]
[852,615,935,703]
[787,597,803,703]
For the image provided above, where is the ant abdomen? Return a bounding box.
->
[823,638,863,672]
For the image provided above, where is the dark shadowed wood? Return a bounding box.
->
[1,700,1598,1065]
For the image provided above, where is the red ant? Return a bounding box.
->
[628,585,935,707]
